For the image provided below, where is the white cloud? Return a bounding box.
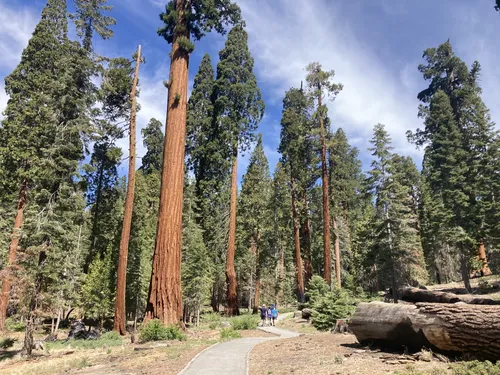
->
[0,2,38,70]
[237,0,424,165]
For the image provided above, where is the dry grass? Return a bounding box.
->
[249,333,451,375]
[0,325,270,374]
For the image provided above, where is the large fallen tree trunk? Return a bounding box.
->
[350,302,500,361]
[399,287,500,305]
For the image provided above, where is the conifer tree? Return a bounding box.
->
[279,87,315,302]
[238,135,272,310]
[114,46,142,335]
[141,118,164,174]
[147,0,241,325]
[0,0,86,330]
[71,0,116,52]
[305,62,343,288]
[408,41,498,290]
[213,25,265,316]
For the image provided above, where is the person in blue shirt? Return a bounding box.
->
[270,304,279,327]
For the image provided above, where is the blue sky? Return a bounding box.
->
[1,0,499,182]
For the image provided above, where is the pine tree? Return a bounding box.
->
[368,125,427,299]
[147,0,241,325]
[212,25,265,316]
[278,87,316,302]
[238,135,272,310]
[408,41,498,290]
[0,0,87,330]
[71,0,116,52]
[305,62,343,288]
[141,118,164,174]
[114,46,143,335]
[328,128,364,287]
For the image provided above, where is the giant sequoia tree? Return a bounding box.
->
[213,25,265,316]
[147,0,241,325]
[305,62,343,288]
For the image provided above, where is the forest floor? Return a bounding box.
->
[249,275,500,375]
[0,322,273,375]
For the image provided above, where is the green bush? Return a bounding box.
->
[208,322,221,329]
[230,315,259,330]
[0,337,16,349]
[202,313,222,323]
[452,360,500,375]
[5,318,25,332]
[139,319,186,342]
[219,327,240,341]
[305,276,358,331]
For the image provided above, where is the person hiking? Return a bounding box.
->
[266,306,273,326]
[270,304,279,326]
[259,304,267,326]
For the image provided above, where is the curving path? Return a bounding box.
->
[178,314,299,375]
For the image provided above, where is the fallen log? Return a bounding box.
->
[350,302,500,361]
[398,287,500,305]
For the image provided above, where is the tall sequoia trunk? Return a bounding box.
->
[477,241,492,277]
[225,152,239,316]
[332,216,341,288]
[145,3,189,325]
[114,45,141,335]
[0,180,27,330]
[291,175,305,303]
[252,233,261,311]
[318,96,332,287]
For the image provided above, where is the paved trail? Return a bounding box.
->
[179,313,299,375]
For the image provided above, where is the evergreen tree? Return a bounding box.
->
[408,41,498,290]
[328,128,364,288]
[0,0,88,330]
[305,62,343,288]
[213,25,265,315]
[147,0,241,325]
[237,135,272,310]
[141,118,164,174]
[71,0,116,52]
[368,125,427,299]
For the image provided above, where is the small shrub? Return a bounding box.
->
[5,318,25,332]
[219,327,240,341]
[139,319,186,342]
[310,286,358,331]
[202,313,222,323]
[100,331,122,341]
[451,360,500,375]
[231,315,259,330]
[208,322,220,330]
[0,337,16,349]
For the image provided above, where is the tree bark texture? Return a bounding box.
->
[145,3,189,325]
[398,287,500,305]
[350,301,500,361]
[318,95,332,287]
[332,216,341,288]
[291,175,305,303]
[114,45,141,335]
[225,154,239,316]
[0,180,27,330]
[476,241,492,277]
[300,214,313,284]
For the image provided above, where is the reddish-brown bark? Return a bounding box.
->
[225,153,239,316]
[145,2,188,325]
[318,95,332,287]
[114,45,141,335]
[477,241,492,277]
[0,180,27,330]
[332,216,341,288]
[291,175,305,303]
[301,212,313,284]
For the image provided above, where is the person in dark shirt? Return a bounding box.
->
[259,304,267,326]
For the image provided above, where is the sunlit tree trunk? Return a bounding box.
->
[145,2,189,325]
[291,176,305,303]
[114,45,141,335]
[0,180,27,330]
[225,152,239,316]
